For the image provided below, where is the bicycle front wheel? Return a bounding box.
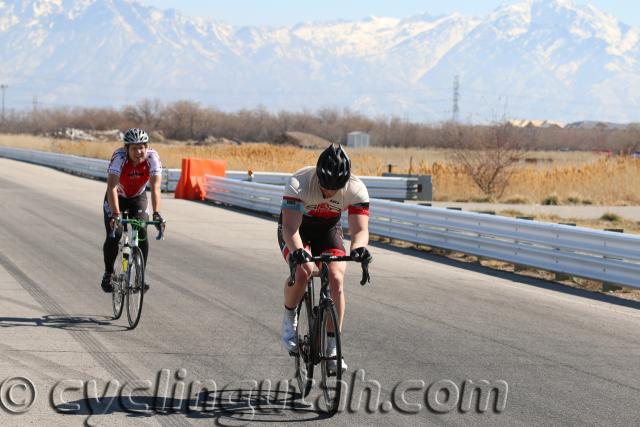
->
[111,251,125,320]
[294,290,314,397]
[126,247,145,329]
[319,301,342,415]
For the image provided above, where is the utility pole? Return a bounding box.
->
[452,75,460,122]
[33,94,38,115]
[1,84,7,123]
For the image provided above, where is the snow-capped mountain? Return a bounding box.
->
[1,0,639,123]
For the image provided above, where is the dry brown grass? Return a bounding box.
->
[2,134,638,205]
[415,156,640,205]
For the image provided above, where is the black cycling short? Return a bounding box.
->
[277,213,346,261]
[103,192,149,226]
[102,192,149,273]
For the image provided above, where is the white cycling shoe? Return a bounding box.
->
[326,337,347,374]
[281,310,298,353]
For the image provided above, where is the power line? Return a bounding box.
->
[452,74,459,122]
[1,84,7,122]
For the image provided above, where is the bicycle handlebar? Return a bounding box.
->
[288,254,371,287]
[109,218,165,240]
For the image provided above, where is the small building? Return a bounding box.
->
[347,131,370,148]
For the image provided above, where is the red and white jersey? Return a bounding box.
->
[107,147,162,198]
[282,166,369,224]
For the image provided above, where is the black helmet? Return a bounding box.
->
[316,144,351,190]
[123,128,149,145]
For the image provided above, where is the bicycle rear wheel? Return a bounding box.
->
[319,301,342,415]
[126,247,145,329]
[294,290,314,397]
[111,251,125,320]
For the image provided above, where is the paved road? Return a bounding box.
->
[1,158,640,426]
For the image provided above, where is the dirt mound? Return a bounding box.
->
[273,131,331,149]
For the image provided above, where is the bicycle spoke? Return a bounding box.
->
[126,247,145,329]
[294,290,314,397]
[111,253,125,320]
[319,302,343,415]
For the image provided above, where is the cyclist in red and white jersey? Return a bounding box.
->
[100,128,165,292]
[278,144,372,373]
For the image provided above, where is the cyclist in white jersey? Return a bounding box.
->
[100,128,165,293]
[278,144,372,373]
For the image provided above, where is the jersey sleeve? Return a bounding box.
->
[282,175,305,212]
[147,149,163,176]
[347,179,370,216]
[107,150,125,176]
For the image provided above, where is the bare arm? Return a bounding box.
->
[106,174,120,216]
[149,174,162,213]
[348,213,370,251]
[281,208,305,253]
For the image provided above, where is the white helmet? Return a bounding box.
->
[123,128,149,145]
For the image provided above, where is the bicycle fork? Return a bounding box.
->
[120,230,138,274]
[121,235,131,272]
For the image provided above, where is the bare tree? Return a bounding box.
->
[444,122,529,198]
[162,100,202,140]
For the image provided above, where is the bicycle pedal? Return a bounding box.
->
[288,350,299,357]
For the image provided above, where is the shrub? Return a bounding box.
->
[505,196,530,204]
[565,194,581,204]
[471,196,495,203]
[600,212,622,222]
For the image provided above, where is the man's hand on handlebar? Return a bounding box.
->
[350,247,372,264]
[290,248,312,265]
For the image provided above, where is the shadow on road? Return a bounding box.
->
[0,314,127,332]
[56,388,332,423]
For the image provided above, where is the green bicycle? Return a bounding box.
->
[111,215,164,329]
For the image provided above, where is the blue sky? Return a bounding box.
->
[139,1,640,27]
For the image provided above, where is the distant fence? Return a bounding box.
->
[225,170,423,200]
[0,147,426,201]
[1,146,177,193]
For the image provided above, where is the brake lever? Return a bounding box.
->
[108,217,120,239]
[156,222,166,240]
[287,260,297,287]
[287,257,298,287]
[359,261,371,286]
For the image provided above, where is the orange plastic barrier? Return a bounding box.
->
[174,157,226,200]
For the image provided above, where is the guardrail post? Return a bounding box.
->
[602,282,623,292]
[555,272,573,282]
[513,264,529,273]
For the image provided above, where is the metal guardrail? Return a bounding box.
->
[226,170,420,200]
[0,148,420,200]
[4,147,640,288]
[205,176,640,289]
[0,146,110,179]
[0,146,180,192]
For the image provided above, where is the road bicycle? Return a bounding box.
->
[110,214,164,329]
[288,253,370,415]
